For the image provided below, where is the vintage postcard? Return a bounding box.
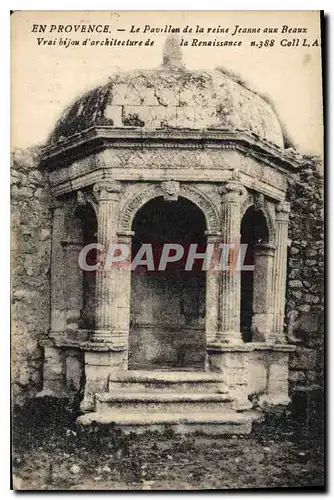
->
[11,10,324,490]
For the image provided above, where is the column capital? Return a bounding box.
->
[61,240,83,251]
[205,230,222,243]
[51,197,64,210]
[218,181,246,203]
[253,242,276,257]
[93,180,122,202]
[276,201,291,221]
[117,230,135,244]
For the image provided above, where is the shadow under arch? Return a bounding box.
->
[240,205,270,342]
[66,201,97,330]
[128,195,207,371]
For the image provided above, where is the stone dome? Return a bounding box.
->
[49,37,284,148]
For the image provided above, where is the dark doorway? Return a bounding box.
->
[129,196,207,370]
[240,206,269,342]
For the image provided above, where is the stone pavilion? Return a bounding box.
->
[37,36,304,434]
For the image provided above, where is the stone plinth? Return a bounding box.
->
[206,343,295,410]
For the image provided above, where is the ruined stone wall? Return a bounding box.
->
[285,157,324,394]
[11,148,52,406]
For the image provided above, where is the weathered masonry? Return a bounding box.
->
[13,37,322,434]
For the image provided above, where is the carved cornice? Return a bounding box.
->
[40,127,305,174]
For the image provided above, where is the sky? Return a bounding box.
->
[11,10,323,155]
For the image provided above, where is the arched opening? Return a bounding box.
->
[129,196,207,370]
[240,206,269,342]
[65,202,97,331]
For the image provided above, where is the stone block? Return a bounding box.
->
[247,353,267,395]
[289,370,306,383]
[85,350,126,368]
[290,347,317,370]
[289,280,303,289]
[65,351,84,392]
[298,311,320,332]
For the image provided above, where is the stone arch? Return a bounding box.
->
[118,184,221,234]
[241,192,275,245]
[62,192,97,238]
[59,192,97,331]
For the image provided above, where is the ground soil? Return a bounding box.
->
[11,401,324,491]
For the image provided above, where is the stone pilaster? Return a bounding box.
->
[62,240,84,331]
[217,179,246,344]
[204,232,221,344]
[50,199,67,337]
[272,202,290,342]
[92,180,123,344]
[115,230,134,346]
[251,243,276,343]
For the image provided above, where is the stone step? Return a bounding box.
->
[77,409,262,435]
[108,370,227,394]
[95,391,233,413]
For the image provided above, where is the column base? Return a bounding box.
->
[258,394,291,407]
[91,329,113,343]
[91,329,129,346]
[274,332,287,344]
[215,331,244,345]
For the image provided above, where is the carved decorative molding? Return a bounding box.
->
[161,180,180,201]
[118,184,220,233]
[241,192,276,245]
[51,197,65,210]
[218,180,247,203]
[254,192,265,211]
[76,190,89,206]
[276,201,291,222]
[93,180,122,202]
[66,190,97,216]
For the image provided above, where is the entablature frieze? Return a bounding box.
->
[41,127,304,174]
[48,147,287,202]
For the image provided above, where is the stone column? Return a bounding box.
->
[217,180,245,344]
[204,232,221,344]
[50,199,67,337]
[271,202,290,342]
[92,180,124,345]
[115,230,134,345]
[251,243,276,343]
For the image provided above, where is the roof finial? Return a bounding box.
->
[162,34,185,69]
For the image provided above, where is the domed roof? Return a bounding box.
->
[49,37,284,148]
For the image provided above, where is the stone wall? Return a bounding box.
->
[11,148,52,406]
[285,157,324,394]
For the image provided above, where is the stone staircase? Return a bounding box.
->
[77,370,261,434]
